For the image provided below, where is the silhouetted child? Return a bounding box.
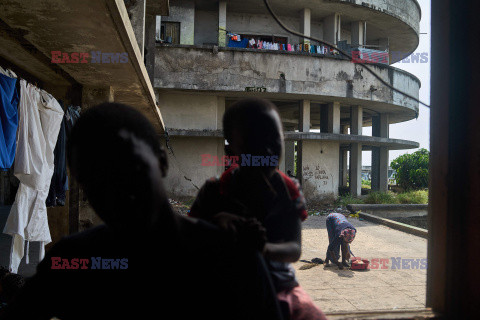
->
[190,98,327,320]
[324,213,356,269]
[0,103,282,320]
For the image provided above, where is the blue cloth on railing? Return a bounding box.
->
[228,38,249,48]
[0,73,19,170]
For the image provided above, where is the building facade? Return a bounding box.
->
[154,0,421,201]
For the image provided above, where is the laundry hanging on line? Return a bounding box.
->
[3,79,64,273]
[0,68,19,170]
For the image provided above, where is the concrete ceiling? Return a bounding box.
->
[0,0,168,132]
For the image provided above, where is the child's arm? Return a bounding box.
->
[263,211,302,263]
[264,241,301,263]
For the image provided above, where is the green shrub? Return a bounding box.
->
[364,191,399,204]
[396,190,428,204]
[391,149,430,190]
[336,195,364,206]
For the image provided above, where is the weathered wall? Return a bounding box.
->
[194,10,218,45]
[300,141,339,201]
[158,92,225,197]
[161,0,195,45]
[158,93,221,130]
[194,10,323,46]
[162,137,225,197]
[154,46,420,114]
[337,0,421,34]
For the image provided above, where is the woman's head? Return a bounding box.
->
[223,98,284,171]
[340,228,356,244]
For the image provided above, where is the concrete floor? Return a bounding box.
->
[0,206,40,277]
[294,215,427,313]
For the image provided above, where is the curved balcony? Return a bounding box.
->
[154,44,420,124]
[193,0,421,63]
[165,129,419,151]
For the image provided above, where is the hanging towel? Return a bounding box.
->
[0,73,19,170]
[3,80,64,273]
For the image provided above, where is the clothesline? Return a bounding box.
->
[227,33,340,55]
[0,63,81,273]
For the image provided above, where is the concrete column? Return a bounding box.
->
[216,96,225,129]
[155,16,162,41]
[145,13,156,81]
[218,1,227,46]
[283,141,296,176]
[350,106,363,135]
[351,21,366,47]
[340,148,348,187]
[371,114,390,192]
[300,8,311,44]
[372,114,389,138]
[349,143,362,196]
[127,0,146,58]
[327,102,341,134]
[299,100,311,133]
[324,13,341,45]
[297,100,310,181]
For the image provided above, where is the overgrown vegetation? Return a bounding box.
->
[396,190,429,204]
[336,195,364,206]
[336,190,428,205]
[391,148,430,191]
[364,191,398,204]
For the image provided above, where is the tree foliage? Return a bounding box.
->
[391,149,429,190]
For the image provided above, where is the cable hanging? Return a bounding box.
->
[263,0,430,108]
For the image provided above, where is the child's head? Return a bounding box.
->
[0,273,25,303]
[68,103,170,233]
[223,98,284,172]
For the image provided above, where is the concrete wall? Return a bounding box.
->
[346,0,421,34]
[300,140,339,201]
[162,137,225,197]
[158,93,220,130]
[158,92,225,197]
[155,46,420,115]
[226,12,323,45]
[194,10,218,45]
[161,0,195,45]
[340,28,351,43]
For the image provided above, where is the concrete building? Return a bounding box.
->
[154,0,421,201]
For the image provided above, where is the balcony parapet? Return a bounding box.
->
[155,44,421,122]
